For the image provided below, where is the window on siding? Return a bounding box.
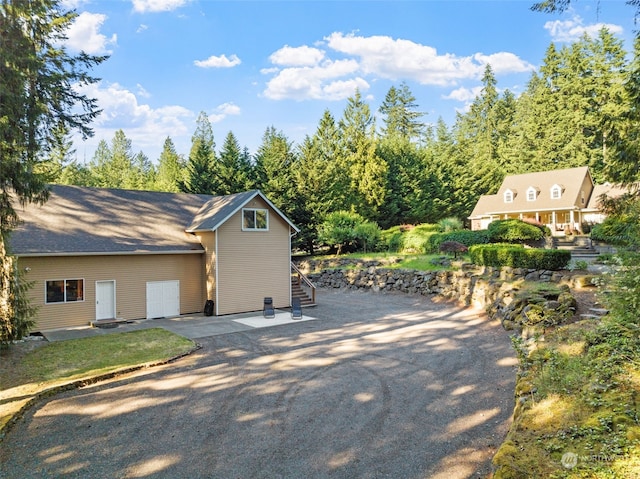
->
[242,208,268,231]
[46,279,84,304]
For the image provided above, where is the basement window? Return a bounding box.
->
[242,208,269,231]
[46,279,84,304]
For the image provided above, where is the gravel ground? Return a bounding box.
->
[0,289,516,479]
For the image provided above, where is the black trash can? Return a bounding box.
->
[204,300,214,316]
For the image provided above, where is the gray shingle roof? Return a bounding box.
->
[9,186,296,256]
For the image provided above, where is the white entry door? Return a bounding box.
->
[146,280,180,319]
[96,280,116,320]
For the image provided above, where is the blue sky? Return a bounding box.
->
[62,0,637,163]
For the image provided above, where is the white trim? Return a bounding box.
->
[526,186,538,202]
[241,207,269,231]
[550,184,563,199]
[215,231,219,316]
[503,189,514,203]
[95,280,116,321]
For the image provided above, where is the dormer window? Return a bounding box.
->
[550,184,563,200]
[504,189,515,203]
[526,186,539,202]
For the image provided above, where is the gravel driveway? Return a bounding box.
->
[0,289,516,479]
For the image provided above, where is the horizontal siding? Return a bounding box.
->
[196,232,216,305]
[18,254,204,331]
[217,197,291,315]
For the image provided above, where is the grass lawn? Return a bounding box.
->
[0,328,195,433]
[311,252,462,272]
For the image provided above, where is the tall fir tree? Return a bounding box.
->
[293,110,347,252]
[378,82,425,141]
[180,112,217,194]
[338,90,387,221]
[253,126,297,214]
[216,131,252,195]
[154,137,184,192]
[0,0,104,345]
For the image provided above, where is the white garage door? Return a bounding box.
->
[146,280,180,319]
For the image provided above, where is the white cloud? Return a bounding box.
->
[261,32,532,102]
[325,32,534,86]
[194,54,241,69]
[136,84,151,98]
[61,0,89,9]
[443,86,483,102]
[74,81,193,159]
[65,12,117,55]
[136,24,149,33]
[269,45,325,67]
[473,52,535,75]
[544,16,623,43]
[263,59,362,100]
[209,102,241,123]
[132,0,190,13]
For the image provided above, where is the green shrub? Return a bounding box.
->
[591,217,640,246]
[427,230,490,253]
[382,228,404,252]
[354,221,382,253]
[319,211,381,255]
[469,244,571,270]
[437,217,463,233]
[380,224,440,253]
[487,219,546,243]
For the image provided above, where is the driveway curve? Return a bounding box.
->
[0,290,516,479]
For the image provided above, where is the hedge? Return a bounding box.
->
[427,230,490,253]
[469,244,571,270]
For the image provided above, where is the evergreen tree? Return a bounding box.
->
[88,130,142,189]
[0,0,104,344]
[0,0,104,231]
[609,34,640,185]
[293,110,347,252]
[216,131,252,195]
[450,65,505,216]
[338,90,387,220]
[379,82,425,141]
[253,126,297,214]
[38,122,76,183]
[154,137,184,193]
[180,112,217,194]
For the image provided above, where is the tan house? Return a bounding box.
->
[469,166,623,234]
[10,185,299,331]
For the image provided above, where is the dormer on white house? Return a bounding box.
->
[526,186,540,202]
[550,184,563,199]
[504,189,516,203]
[469,166,624,235]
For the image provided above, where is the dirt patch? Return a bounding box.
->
[571,287,601,319]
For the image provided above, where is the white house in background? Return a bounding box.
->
[469,166,625,234]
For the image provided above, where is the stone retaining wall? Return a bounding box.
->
[303,259,587,305]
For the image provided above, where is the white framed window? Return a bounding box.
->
[526,187,538,202]
[503,189,514,203]
[550,184,563,199]
[242,208,269,231]
[46,279,84,304]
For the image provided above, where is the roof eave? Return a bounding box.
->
[15,249,205,258]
